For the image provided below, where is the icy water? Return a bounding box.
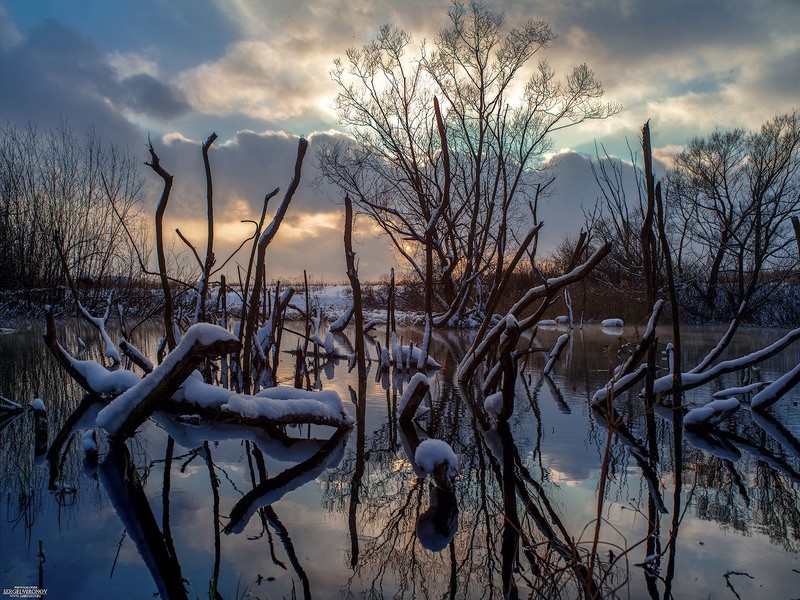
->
[1,320,799,599]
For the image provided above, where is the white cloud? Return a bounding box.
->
[106,50,160,80]
[177,40,337,123]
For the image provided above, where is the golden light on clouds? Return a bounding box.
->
[280,211,341,240]
[167,217,257,246]
[166,210,342,247]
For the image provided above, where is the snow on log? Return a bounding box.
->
[363,318,382,334]
[223,386,354,428]
[173,371,233,408]
[399,373,430,420]
[543,334,570,375]
[682,398,740,429]
[712,381,770,399]
[43,306,140,396]
[751,362,800,410]
[601,318,624,328]
[329,301,355,332]
[652,327,800,397]
[555,315,569,325]
[415,439,458,491]
[75,291,120,365]
[591,364,647,406]
[69,357,141,396]
[96,323,240,439]
[538,319,557,327]
[394,343,441,370]
[119,338,154,373]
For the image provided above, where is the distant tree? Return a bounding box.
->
[584,142,657,294]
[668,111,800,322]
[319,2,618,326]
[0,121,148,297]
[584,112,800,325]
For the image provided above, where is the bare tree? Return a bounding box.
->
[319,2,618,326]
[0,121,148,300]
[668,111,800,323]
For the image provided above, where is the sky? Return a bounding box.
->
[1,0,798,281]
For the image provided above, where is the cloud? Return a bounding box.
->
[177,0,450,129]
[178,41,334,123]
[0,17,189,147]
[0,3,21,48]
[4,0,797,282]
[523,0,800,148]
[151,129,393,280]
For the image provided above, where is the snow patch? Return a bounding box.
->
[484,392,503,417]
[96,323,237,434]
[683,398,740,427]
[222,387,354,425]
[415,439,458,481]
[601,318,624,327]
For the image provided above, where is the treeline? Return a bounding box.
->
[380,107,800,327]
[558,112,800,325]
[0,121,149,301]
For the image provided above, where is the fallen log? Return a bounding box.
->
[43,307,141,396]
[96,323,240,439]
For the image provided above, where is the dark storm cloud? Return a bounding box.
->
[115,74,191,121]
[0,18,189,147]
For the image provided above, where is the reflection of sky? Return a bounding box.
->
[2,324,800,598]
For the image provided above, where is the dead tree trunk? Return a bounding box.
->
[343,195,366,380]
[98,326,240,440]
[242,138,308,393]
[199,132,218,323]
[146,142,177,354]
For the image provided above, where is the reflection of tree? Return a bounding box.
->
[323,365,620,599]
[5,322,800,598]
[225,426,350,534]
[99,442,188,600]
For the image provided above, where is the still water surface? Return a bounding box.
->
[1,320,799,599]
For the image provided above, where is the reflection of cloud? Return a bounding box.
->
[547,465,581,487]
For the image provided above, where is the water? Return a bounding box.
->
[1,320,799,599]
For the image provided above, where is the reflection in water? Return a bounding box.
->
[0,323,799,598]
[99,442,188,600]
